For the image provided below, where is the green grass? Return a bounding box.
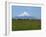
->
[12,19,41,31]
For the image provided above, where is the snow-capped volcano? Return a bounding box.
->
[17,12,31,16]
[15,12,32,19]
[13,12,37,19]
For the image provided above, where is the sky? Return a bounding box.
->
[12,6,41,19]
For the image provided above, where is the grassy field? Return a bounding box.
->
[12,19,41,31]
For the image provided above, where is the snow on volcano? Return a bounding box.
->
[15,12,32,19]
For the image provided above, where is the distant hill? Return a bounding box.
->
[15,16,32,19]
[12,16,39,19]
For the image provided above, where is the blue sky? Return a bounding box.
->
[12,6,41,19]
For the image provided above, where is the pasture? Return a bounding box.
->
[12,19,41,31]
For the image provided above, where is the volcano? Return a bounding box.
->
[14,12,33,19]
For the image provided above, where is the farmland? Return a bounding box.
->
[12,19,41,31]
